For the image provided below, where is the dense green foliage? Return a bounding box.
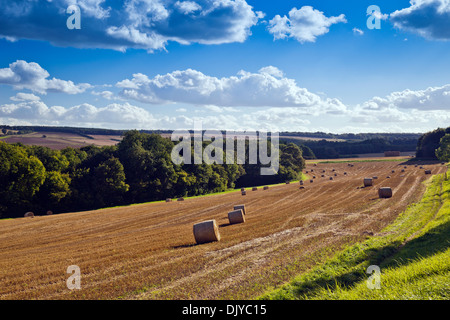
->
[0,131,305,218]
[416,127,450,159]
[436,134,450,162]
[285,138,418,159]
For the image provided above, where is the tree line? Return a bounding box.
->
[285,137,418,159]
[416,126,450,161]
[0,130,305,219]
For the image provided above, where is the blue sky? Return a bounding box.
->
[1,0,450,133]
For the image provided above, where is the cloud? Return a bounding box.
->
[268,6,347,43]
[91,90,118,100]
[353,28,364,36]
[174,1,202,15]
[360,84,450,111]
[344,84,450,132]
[116,66,346,110]
[65,0,111,19]
[0,0,262,52]
[0,100,158,128]
[0,60,91,94]
[390,0,450,40]
[10,92,41,102]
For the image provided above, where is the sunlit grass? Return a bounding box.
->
[261,168,450,300]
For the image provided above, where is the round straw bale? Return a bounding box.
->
[46,210,53,215]
[313,176,316,179]
[177,197,184,201]
[193,220,220,244]
[386,176,391,179]
[378,187,393,198]
[166,198,172,202]
[401,169,405,172]
[329,177,333,180]
[310,180,314,183]
[299,186,305,190]
[241,191,246,196]
[24,212,34,218]
[241,188,245,192]
[372,176,378,180]
[425,170,432,174]
[252,187,258,191]
[299,180,304,185]
[392,170,395,173]
[363,178,373,187]
[233,204,246,215]
[285,181,290,184]
[263,186,269,190]
[228,209,245,225]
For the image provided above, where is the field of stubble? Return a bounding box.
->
[0,160,446,300]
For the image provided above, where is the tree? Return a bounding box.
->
[27,145,69,172]
[436,134,450,162]
[118,131,178,202]
[416,128,450,159]
[280,143,305,173]
[299,144,316,159]
[36,171,71,208]
[0,142,46,217]
[92,157,129,207]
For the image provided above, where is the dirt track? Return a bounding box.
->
[0,160,446,300]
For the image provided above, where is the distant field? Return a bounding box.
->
[162,133,346,142]
[0,132,122,149]
[0,131,346,150]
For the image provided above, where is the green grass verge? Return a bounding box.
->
[260,168,450,300]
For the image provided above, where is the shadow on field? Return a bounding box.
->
[219,222,232,228]
[381,219,450,268]
[172,243,197,249]
[289,219,450,298]
[401,159,443,166]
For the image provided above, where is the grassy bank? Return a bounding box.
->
[260,167,449,300]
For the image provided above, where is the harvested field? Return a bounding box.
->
[1,132,122,150]
[0,160,446,300]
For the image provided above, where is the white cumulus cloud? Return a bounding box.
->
[0,0,262,52]
[268,6,347,43]
[361,84,450,111]
[390,0,450,40]
[0,60,91,95]
[116,66,347,110]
